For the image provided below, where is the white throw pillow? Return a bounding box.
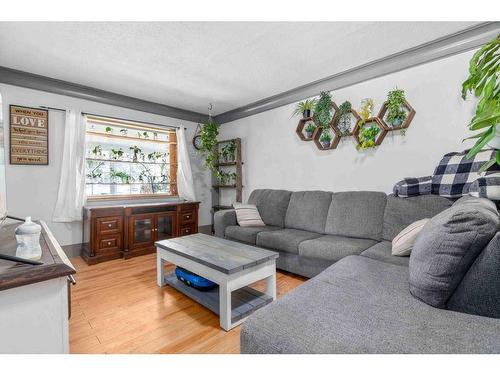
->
[392,218,430,257]
[233,203,265,227]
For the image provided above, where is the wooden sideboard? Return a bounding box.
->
[82,200,200,265]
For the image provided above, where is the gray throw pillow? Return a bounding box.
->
[409,198,499,308]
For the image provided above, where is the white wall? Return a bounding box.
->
[218,50,479,205]
[0,84,212,246]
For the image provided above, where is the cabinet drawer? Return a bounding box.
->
[98,234,122,251]
[179,224,196,236]
[97,216,122,234]
[179,210,195,224]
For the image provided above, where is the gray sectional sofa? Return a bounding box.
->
[215,189,452,277]
[214,189,500,353]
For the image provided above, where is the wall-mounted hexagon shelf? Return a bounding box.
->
[353,117,388,149]
[311,102,340,150]
[293,97,415,153]
[295,116,317,141]
[377,99,416,131]
[332,108,361,137]
[312,125,342,150]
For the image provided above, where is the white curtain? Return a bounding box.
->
[53,110,87,222]
[176,127,196,201]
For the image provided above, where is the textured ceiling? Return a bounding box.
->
[0,22,479,115]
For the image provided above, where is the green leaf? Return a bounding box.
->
[497,150,500,165]
[478,158,497,173]
[466,126,496,159]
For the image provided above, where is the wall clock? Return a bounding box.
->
[192,124,202,150]
[192,134,203,150]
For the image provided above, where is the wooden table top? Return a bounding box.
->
[0,220,75,291]
[155,233,278,275]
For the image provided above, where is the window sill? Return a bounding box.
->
[86,193,178,202]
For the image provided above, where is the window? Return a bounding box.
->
[85,115,177,199]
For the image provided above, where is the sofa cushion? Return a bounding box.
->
[248,189,292,227]
[233,203,265,227]
[284,191,332,234]
[409,197,499,308]
[298,235,377,262]
[241,256,500,354]
[360,241,410,267]
[325,191,386,240]
[382,194,452,241]
[392,218,430,256]
[256,228,321,254]
[225,225,280,245]
[447,232,500,318]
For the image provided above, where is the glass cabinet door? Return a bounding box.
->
[131,215,154,245]
[156,213,175,241]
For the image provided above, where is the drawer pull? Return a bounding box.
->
[108,224,112,228]
[107,241,112,246]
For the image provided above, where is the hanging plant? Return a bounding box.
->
[462,34,500,171]
[199,118,220,178]
[314,91,334,128]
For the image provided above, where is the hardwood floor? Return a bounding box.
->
[69,254,305,354]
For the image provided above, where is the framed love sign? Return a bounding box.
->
[10,105,49,165]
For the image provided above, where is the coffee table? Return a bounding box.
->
[155,233,279,331]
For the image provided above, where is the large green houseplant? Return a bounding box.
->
[462,34,500,171]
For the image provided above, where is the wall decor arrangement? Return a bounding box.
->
[9,105,49,165]
[293,89,416,151]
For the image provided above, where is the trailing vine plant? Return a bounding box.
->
[199,105,222,180]
[386,88,407,125]
[462,34,500,171]
[337,101,352,135]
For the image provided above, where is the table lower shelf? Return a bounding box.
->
[164,273,273,324]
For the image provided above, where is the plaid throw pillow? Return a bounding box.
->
[432,149,500,198]
[393,176,432,197]
[469,171,500,201]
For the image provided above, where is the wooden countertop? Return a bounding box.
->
[0,220,75,292]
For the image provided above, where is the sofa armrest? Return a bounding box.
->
[214,209,237,238]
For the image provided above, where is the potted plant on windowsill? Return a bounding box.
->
[129,146,141,162]
[292,99,318,118]
[386,88,407,127]
[462,34,500,171]
[110,148,124,160]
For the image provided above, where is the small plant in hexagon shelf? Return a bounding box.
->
[319,129,333,148]
[386,88,407,127]
[304,122,317,139]
[357,124,380,150]
[337,101,353,135]
[314,91,334,128]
